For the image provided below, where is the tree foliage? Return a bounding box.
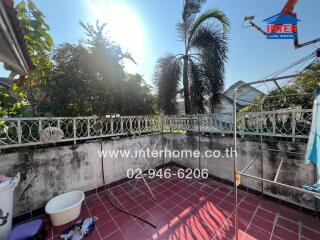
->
[28,21,156,117]
[241,63,320,113]
[1,0,157,117]
[36,44,93,116]
[122,74,157,115]
[9,0,53,92]
[1,0,53,116]
[294,62,320,94]
[154,0,229,114]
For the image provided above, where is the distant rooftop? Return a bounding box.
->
[0,77,13,90]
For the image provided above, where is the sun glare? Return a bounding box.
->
[85,0,146,73]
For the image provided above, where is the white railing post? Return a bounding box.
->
[73,118,77,144]
[129,118,133,134]
[0,109,312,149]
[17,120,22,144]
[291,110,296,142]
[39,119,42,138]
[272,113,276,135]
[120,117,124,134]
[138,117,141,135]
[110,117,114,135]
[87,118,91,137]
[256,115,260,133]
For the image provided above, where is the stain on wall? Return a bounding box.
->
[0,133,315,217]
[162,134,315,210]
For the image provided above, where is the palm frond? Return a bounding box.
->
[191,26,228,109]
[190,25,228,52]
[177,0,206,42]
[182,0,206,20]
[189,59,206,113]
[154,54,182,114]
[188,9,230,48]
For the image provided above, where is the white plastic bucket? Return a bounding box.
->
[0,173,20,240]
[45,191,84,226]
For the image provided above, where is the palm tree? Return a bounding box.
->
[154,0,229,114]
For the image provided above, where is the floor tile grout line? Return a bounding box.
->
[298,219,302,240]
[212,194,247,240]
[104,178,180,235]
[241,200,262,240]
[299,220,320,235]
[256,202,307,228]
[97,192,128,240]
[187,184,232,231]
[86,201,104,240]
[269,212,279,240]
[135,178,200,235]
[48,168,320,240]
[86,170,319,240]
[165,178,230,240]
[272,212,309,237]
[136,176,225,235]
[208,185,248,240]
[252,203,304,238]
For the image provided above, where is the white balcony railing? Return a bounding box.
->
[0,108,312,149]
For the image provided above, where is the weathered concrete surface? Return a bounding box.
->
[101,135,163,184]
[0,133,316,216]
[163,133,316,209]
[0,135,162,216]
[1,143,102,216]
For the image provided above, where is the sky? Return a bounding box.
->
[1,0,320,90]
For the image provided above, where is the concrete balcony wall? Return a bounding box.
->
[163,133,316,210]
[0,135,162,216]
[0,133,316,217]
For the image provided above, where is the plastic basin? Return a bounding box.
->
[45,191,84,226]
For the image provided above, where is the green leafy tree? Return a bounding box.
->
[154,0,229,114]
[0,90,30,116]
[241,63,320,113]
[294,62,320,93]
[12,0,52,88]
[123,74,157,115]
[36,43,93,116]
[37,42,157,116]
[80,20,136,114]
[3,0,53,116]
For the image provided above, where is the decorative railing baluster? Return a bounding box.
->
[0,110,312,149]
[17,120,22,144]
[73,118,77,144]
[87,118,90,138]
[291,110,296,142]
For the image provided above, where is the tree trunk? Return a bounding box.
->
[183,55,191,114]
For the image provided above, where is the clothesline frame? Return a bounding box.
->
[232,73,320,240]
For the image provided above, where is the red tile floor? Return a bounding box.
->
[45,167,320,240]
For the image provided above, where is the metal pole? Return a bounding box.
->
[240,172,320,198]
[198,114,201,171]
[274,150,286,183]
[73,118,77,145]
[235,73,313,90]
[233,87,239,240]
[258,92,313,195]
[241,156,259,174]
[231,76,318,237]
[161,116,165,168]
[260,96,264,194]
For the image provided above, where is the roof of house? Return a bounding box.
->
[0,77,13,90]
[0,0,34,74]
[224,80,264,95]
[221,94,244,107]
